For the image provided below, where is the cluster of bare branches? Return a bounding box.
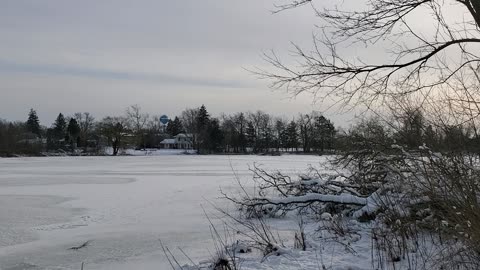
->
[222,162,370,219]
[259,0,480,113]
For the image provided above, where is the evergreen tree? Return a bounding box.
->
[46,113,67,150]
[196,105,210,132]
[53,113,67,139]
[26,109,41,137]
[195,105,210,152]
[207,118,224,153]
[166,116,184,136]
[67,118,81,150]
[313,115,335,152]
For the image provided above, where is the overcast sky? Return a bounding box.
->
[2,1,465,127]
[1,0,362,126]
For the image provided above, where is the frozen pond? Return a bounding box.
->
[0,155,323,270]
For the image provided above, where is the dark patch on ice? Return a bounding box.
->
[69,240,91,250]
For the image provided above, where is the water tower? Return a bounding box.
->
[159,115,169,133]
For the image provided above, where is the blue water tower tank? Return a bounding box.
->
[159,115,169,125]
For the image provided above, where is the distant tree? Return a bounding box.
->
[180,108,200,150]
[246,121,256,152]
[298,113,315,153]
[313,115,335,153]
[142,115,167,148]
[273,118,287,151]
[47,113,67,150]
[125,105,148,148]
[148,115,163,134]
[424,124,439,149]
[343,117,392,151]
[443,124,468,153]
[286,120,298,151]
[195,105,211,152]
[98,117,127,156]
[53,113,67,138]
[257,112,273,152]
[26,109,41,137]
[166,116,184,136]
[220,114,237,153]
[246,111,273,153]
[234,113,248,152]
[207,118,224,153]
[67,118,81,151]
[0,120,29,156]
[259,121,273,152]
[219,112,248,153]
[196,105,210,131]
[74,112,95,149]
[395,109,424,149]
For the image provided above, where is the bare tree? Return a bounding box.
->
[74,112,95,150]
[258,0,480,112]
[180,107,200,149]
[125,104,149,149]
[247,111,273,152]
[98,116,127,156]
[147,115,163,134]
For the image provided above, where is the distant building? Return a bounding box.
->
[160,133,193,149]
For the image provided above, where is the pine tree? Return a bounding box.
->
[166,116,184,136]
[53,113,67,139]
[196,105,210,132]
[313,115,335,152]
[195,105,210,152]
[208,118,224,153]
[26,109,41,137]
[67,118,81,150]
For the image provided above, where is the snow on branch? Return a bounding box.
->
[247,193,367,207]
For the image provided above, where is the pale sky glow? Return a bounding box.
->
[0,1,463,127]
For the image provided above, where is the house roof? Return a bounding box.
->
[160,139,176,144]
[174,133,193,138]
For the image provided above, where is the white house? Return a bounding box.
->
[160,133,193,149]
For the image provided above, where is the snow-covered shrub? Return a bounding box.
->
[346,147,480,269]
[225,147,480,268]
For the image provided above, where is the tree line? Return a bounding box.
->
[2,104,475,157]
[0,105,337,156]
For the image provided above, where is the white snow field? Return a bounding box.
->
[0,154,327,270]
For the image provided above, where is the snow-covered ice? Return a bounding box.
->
[0,155,323,270]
